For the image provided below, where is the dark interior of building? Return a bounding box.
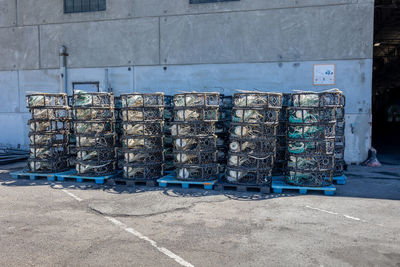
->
[373,0,400,164]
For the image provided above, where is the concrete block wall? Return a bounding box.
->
[0,0,374,163]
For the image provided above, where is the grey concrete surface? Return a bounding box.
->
[160,4,373,65]
[0,26,39,70]
[0,162,399,266]
[0,0,16,27]
[39,18,160,69]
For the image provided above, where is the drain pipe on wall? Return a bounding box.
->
[59,46,68,93]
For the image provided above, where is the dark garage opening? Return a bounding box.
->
[372,0,400,164]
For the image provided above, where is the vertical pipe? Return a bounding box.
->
[59,46,68,94]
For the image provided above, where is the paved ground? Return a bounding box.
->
[0,162,399,267]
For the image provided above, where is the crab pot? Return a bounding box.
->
[75,161,117,176]
[232,107,280,123]
[173,93,219,107]
[122,121,164,136]
[290,90,345,108]
[175,164,219,180]
[174,151,217,165]
[29,107,70,120]
[72,107,115,121]
[29,120,70,133]
[227,152,275,169]
[172,135,217,151]
[123,163,164,179]
[233,92,282,108]
[121,136,163,150]
[225,167,273,185]
[76,133,116,148]
[121,107,164,122]
[27,93,68,108]
[28,157,70,173]
[29,145,69,159]
[287,123,336,140]
[287,139,335,155]
[73,121,116,135]
[229,122,278,138]
[120,93,164,108]
[170,121,216,137]
[173,107,219,122]
[72,91,114,107]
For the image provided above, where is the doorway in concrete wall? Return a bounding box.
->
[372,0,400,164]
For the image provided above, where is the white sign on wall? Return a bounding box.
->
[313,64,336,85]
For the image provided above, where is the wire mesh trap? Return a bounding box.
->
[120,93,165,180]
[26,93,70,173]
[285,90,344,187]
[172,92,220,181]
[226,92,283,185]
[72,91,117,176]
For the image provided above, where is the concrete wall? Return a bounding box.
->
[0,0,374,163]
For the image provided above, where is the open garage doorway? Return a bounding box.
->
[372,0,400,164]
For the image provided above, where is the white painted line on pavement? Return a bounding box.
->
[60,187,194,267]
[105,216,194,267]
[61,189,83,202]
[305,205,368,223]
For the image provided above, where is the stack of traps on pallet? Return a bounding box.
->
[171,93,220,181]
[286,90,344,186]
[225,92,283,185]
[72,91,117,176]
[120,93,165,179]
[27,93,70,172]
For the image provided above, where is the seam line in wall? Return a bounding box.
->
[17,70,20,113]
[0,58,373,72]
[0,2,372,29]
[38,25,41,68]
[158,17,161,65]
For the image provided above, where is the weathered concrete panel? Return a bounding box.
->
[0,26,39,70]
[161,4,373,65]
[40,18,159,69]
[345,113,371,164]
[17,0,134,26]
[0,71,19,113]
[0,113,30,149]
[18,69,60,113]
[0,0,16,27]
[135,59,372,114]
[132,0,361,18]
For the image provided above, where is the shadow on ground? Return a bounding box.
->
[1,161,400,201]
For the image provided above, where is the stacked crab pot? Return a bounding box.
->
[333,92,346,177]
[171,93,220,181]
[286,91,341,186]
[27,93,70,173]
[120,93,165,179]
[226,92,282,185]
[72,91,117,175]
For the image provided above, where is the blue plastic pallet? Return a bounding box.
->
[55,171,118,184]
[273,175,347,185]
[157,175,216,190]
[272,180,336,196]
[10,170,75,181]
[333,175,347,185]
